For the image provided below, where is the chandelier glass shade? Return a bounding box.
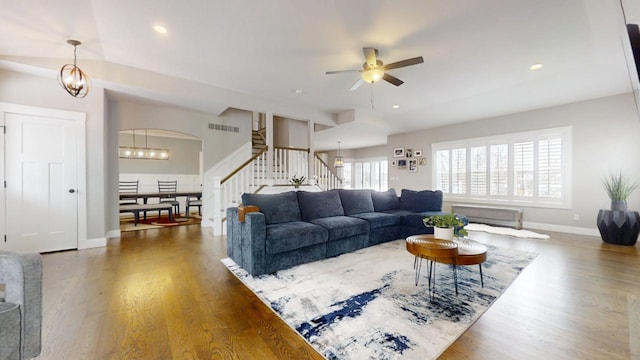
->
[118,130,170,160]
[334,141,345,168]
[361,67,384,84]
[58,40,90,98]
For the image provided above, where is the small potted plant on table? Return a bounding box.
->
[597,172,640,246]
[289,175,306,189]
[423,211,467,241]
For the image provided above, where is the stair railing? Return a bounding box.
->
[272,146,309,184]
[314,154,342,190]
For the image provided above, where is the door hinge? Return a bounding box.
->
[3,181,5,188]
[3,235,6,243]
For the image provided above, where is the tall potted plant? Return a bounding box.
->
[597,172,640,246]
[423,211,467,241]
[602,172,638,211]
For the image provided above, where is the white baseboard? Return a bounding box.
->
[79,236,107,249]
[107,229,121,239]
[523,221,600,238]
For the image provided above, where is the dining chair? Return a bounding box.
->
[186,196,202,216]
[158,180,180,216]
[119,180,139,205]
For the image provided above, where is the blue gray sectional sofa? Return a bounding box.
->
[227,188,464,276]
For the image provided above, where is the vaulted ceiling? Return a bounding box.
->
[1,1,638,150]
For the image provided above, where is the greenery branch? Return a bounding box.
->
[423,211,468,237]
[603,172,638,202]
[289,175,306,186]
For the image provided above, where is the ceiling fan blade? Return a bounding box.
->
[326,69,361,75]
[350,79,364,91]
[383,73,404,86]
[363,47,378,67]
[383,56,424,70]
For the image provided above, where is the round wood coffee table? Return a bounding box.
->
[406,235,459,300]
[406,235,488,296]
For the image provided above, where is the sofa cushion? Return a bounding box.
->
[310,216,368,241]
[400,189,443,212]
[339,189,374,215]
[350,212,401,229]
[297,189,344,221]
[371,188,400,211]
[265,221,328,255]
[402,211,445,228]
[242,191,301,225]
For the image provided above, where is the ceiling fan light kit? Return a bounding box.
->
[326,47,424,91]
[58,39,90,98]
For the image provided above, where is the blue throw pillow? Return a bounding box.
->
[400,189,443,212]
[339,189,374,215]
[371,188,400,211]
[297,189,344,221]
[241,191,301,225]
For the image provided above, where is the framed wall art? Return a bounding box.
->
[414,149,423,157]
[393,147,405,157]
[419,158,427,166]
[408,159,418,172]
[398,159,407,168]
[391,160,397,167]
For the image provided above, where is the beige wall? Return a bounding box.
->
[348,93,640,233]
[0,69,108,241]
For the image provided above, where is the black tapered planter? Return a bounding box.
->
[597,209,640,246]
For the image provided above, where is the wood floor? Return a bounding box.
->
[36,225,639,359]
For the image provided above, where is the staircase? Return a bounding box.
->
[206,130,343,235]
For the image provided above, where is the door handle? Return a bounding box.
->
[68,189,76,193]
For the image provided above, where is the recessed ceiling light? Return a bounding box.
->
[530,63,543,71]
[392,104,400,109]
[154,25,168,34]
[295,89,304,94]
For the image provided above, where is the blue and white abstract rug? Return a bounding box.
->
[222,239,536,359]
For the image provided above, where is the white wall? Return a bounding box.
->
[0,69,108,242]
[274,116,309,148]
[348,93,640,234]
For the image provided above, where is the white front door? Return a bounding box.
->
[1,108,82,252]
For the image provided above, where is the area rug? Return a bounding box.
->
[120,214,201,232]
[465,223,550,239]
[222,239,536,359]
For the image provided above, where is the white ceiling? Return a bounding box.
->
[1,0,638,150]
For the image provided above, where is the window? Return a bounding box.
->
[347,159,388,191]
[432,126,571,208]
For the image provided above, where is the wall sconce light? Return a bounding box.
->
[334,141,344,168]
[58,40,90,98]
[119,129,170,160]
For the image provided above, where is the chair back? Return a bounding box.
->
[158,180,178,199]
[119,180,139,194]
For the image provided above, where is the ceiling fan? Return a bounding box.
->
[326,47,424,91]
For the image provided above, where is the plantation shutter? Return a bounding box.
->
[514,141,534,197]
[470,146,487,195]
[451,148,466,194]
[436,150,450,193]
[538,138,562,198]
[490,144,508,196]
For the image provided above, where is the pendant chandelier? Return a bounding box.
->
[58,40,90,98]
[334,141,344,168]
[118,129,170,160]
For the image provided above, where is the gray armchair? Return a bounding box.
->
[0,251,42,360]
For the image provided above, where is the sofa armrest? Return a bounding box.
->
[226,207,243,263]
[242,212,268,276]
[0,251,42,359]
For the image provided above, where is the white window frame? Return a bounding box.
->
[431,126,572,209]
[344,157,388,191]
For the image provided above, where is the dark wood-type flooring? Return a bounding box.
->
[36,225,639,359]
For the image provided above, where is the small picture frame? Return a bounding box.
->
[390,160,397,167]
[406,148,413,158]
[408,159,418,172]
[393,147,405,157]
[414,149,423,157]
[419,158,427,166]
[398,159,407,169]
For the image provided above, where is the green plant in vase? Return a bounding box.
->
[602,172,638,211]
[289,175,306,188]
[423,211,468,240]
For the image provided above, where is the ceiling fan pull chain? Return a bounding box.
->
[371,84,375,110]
